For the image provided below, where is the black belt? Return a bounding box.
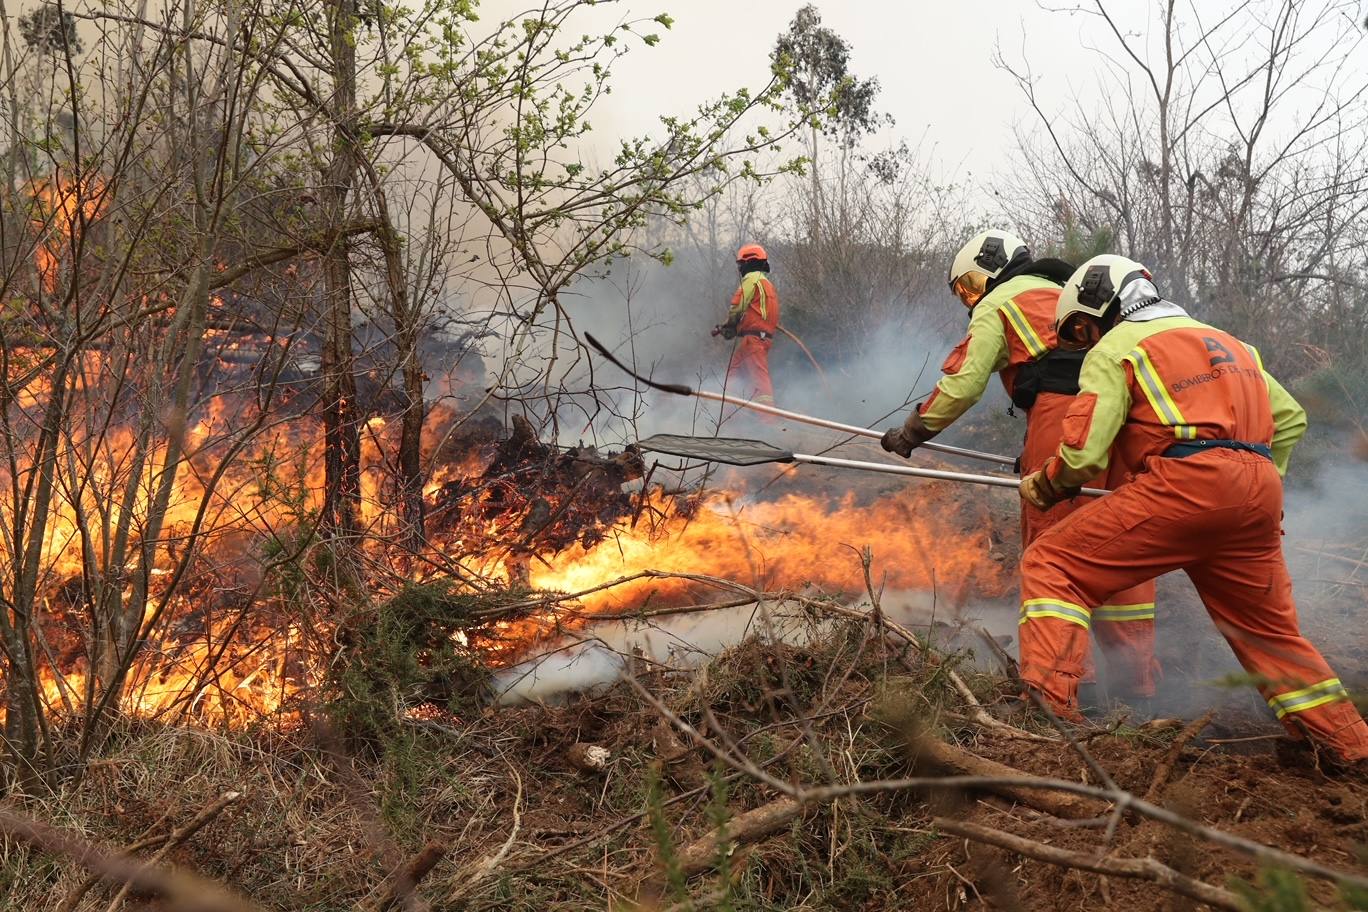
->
[1163,439,1272,460]
[737,330,772,340]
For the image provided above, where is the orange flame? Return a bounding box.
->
[28,169,106,294]
[529,485,1009,606]
[12,346,1010,728]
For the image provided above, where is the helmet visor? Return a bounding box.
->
[1056,312,1101,351]
[950,272,988,309]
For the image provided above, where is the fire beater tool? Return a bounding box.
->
[584,332,1015,468]
[635,433,1106,496]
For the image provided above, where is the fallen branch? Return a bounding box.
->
[367,842,450,912]
[626,672,1368,895]
[916,738,1108,820]
[1144,711,1214,804]
[57,806,180,912]
[799,772,1368,894]
[100,791,244,912]
[935,816,1243,912]
[0,805,263,912]
[676,797,804,877]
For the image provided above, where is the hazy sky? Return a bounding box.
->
[475,0,1368,216]
[531,0,1104,207]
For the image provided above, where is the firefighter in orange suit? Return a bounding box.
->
[881,231,1159,704]
[715,244,780,406]
[1019,254,1368,760]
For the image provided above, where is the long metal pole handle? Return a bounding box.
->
[790,453,1107,497]
[694,390,1017,467]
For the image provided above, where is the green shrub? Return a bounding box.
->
[325,580,489,750]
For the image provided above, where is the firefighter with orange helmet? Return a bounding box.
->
[882,231,1160,705]
[1017,254,1368,761]
[715,244,780,406]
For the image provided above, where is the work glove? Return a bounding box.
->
[880,411,937,458]
[711,323,737,340]
[1019,457,1077,510]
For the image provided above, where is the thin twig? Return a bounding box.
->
[100,791,245,912]
[935,817,1243,911]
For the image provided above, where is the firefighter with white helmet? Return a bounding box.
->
[884,232,1160,706]
[882,229,1054,453]
[1015,254,1368,762]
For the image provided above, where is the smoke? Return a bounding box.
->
[482,248,1031,706]
[1282,455,1368,658]
[500,247,1000,454]
[492,588,1011,704]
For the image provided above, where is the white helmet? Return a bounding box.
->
[947,230,1029,308]
[1055,254,1152,349]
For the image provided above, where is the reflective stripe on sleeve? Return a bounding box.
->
[1266,678,1349,719]
[1020,598,1092,629]
[1000,302,1048,359]
[1125,346,1191,438]
[1093,603,1156,622]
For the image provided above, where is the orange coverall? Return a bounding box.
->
[920,275,1157,697]
[1021,316,1368,760]
[725,271,780,405]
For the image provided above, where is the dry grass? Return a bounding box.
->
[2,613,1362,912]
[0,617,964,910]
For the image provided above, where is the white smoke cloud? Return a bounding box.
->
[491,588,1003,704]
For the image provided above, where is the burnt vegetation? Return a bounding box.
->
[0,1,1365,911]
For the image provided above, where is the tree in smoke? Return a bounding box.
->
[364,2,810,442]
[772,4,890,245]
[18,3,82,56]
[998,0,1368,376]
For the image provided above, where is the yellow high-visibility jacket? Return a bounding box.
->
[1048,316,1307,491]
[919,275,1062,432]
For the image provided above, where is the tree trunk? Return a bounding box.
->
[808,122,820,247]
[320,0,362,540]
[378,206,425,548]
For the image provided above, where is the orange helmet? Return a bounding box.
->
[736,243,768,263]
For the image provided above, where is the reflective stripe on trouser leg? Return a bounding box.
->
[1267,678,1349,719]
[1261,678,1368,761]
[1093,603,1156,622]
[1020,598,1092,628]
[1018,602,1091,715]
